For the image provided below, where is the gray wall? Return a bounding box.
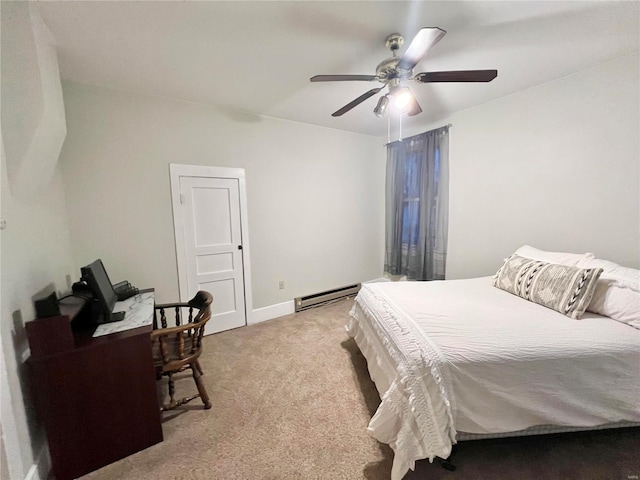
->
[59,82,386,308]
[405,55,640,277]
[1,144,74,478]
[1,3,74,476]
[59,53,640,311]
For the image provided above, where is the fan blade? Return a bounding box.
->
[311,74,377,82]
[406,90,422,117]
[398,27,446,71]
[332,87,384,117]
[415,70,498,83]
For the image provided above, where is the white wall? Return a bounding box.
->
[59,54,639,310]
[1,2,66,201]
[59,83,385,308]
[405,54,640,278]
[1,3,73,478]
[1,141,74,478]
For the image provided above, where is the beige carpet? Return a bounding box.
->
[81,298,392,480]
[80,298,639,480]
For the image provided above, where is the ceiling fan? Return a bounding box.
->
[310,27,498,118]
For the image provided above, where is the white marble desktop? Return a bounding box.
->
[92,291,154,337]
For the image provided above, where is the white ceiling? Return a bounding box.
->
[35,1,639,137]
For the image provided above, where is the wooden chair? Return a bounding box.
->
[151,290,213,411]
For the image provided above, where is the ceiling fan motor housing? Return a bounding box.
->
[377,34,414,82]
[376,57,401,80]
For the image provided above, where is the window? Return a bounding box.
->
[401,147,440,247]
[384,127,449,281]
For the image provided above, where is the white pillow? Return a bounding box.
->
[577,257,640,290]
[514,245,595,267]
[578,257,640,329]
[587,279,640,329]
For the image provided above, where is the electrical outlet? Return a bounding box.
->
[279,280,285,290]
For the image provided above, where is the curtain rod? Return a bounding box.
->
[383,123,452,147]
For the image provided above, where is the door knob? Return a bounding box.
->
[238,245,243,250]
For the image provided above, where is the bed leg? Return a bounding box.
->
[439,444,458,471]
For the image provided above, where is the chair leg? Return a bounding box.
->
[191,363,212,409]
[195,360,204,376]
[167,372,176,407]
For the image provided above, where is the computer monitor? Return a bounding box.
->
[80,259,125,323]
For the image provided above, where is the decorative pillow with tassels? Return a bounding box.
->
[494,255,603,319]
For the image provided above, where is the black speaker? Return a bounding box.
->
[34,291,61,318]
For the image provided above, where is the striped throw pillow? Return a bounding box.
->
[494,255,603,319]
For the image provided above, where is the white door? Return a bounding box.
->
[176,174,247,333]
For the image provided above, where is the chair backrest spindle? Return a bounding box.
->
[160,308,168,328]
[174,306,181,327]
[150,290,213,411]
[151,291,213,372]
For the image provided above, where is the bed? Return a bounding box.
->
[346,248,640,480]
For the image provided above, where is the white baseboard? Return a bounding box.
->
[25,446,50,480]
[25,464,40,480]
[250,300,295,324]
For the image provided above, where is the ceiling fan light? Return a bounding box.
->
[373,95,389,117]
[393,87,412,110]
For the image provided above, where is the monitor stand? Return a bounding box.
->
[105,310,126,323]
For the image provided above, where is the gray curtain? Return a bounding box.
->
[384,126,450,280]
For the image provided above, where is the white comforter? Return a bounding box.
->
[346,277,640,480]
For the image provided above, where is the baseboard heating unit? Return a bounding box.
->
[294,284,361,312]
